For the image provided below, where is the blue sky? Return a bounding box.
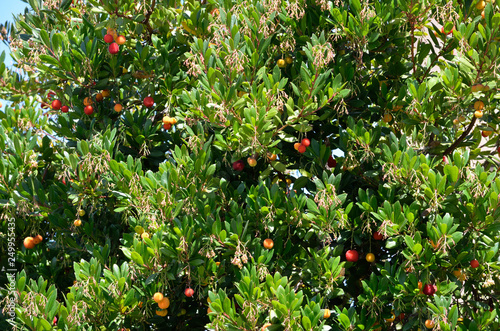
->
[0,0,29,106]
[0,0,28,64]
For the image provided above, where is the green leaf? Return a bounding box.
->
[412,243,422,255]
[339,313,350,329]
[130,252,144,266]
[302,316,311,329]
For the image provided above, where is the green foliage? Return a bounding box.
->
[0,0,499,330]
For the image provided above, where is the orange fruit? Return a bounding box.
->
[33,234,43,245]
[294,142,301,151]
[24,237,35,249]
[323,308,331,318]
[74,219,82,227]
[386,312,396,322]
[83,97,92,106]
[102,89,110,97]
[158,297,170,309]
[261,323,272,331]
[162,116,177,125]
[114,104,123,112]
[263,238,274,249]
[156,309,168,317]
[383,113,393,123]
[107,28,118,40]
[153,292,164,303]
[116,35,126,45]
[95,93,103,102]
[425,319,434,329]
[267,153,277,161]
[163,123,172,130]
[474,100,484,111]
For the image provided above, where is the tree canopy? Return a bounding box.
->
[0,0,499,330]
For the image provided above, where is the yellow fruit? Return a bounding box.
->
[153,292,164,303]
[476,0,486,10]
[158,297,170,309]
[83,97,92,106]
[78,209,85,216]
[458,115,466,122]
[162,116,177,125]
[453,119,459,125]
[474,110,483,118]
[366,253,375,263]
[141,232,150,240]
[323,308,331,318]
[277,59,286,68]
[74,219,82,227]
[285,56,293,64]
[247,157,257,167]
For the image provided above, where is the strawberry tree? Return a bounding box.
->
[0,0,499,330]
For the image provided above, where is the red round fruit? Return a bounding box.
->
[298,144,306,153]
[143,96,154,108]
[103,34,114,43]
[61,105,69,113]
[470,259,479,268]
[373,231,383,240]
[184,288,194,297]
[301,138,311,147]
[84,105,94,115]
[327,155,337,168]
[52,99,62,110]
[346,249,359,262]
[108,42,119,54]
[422,283,435,296]
[232,160,245,171]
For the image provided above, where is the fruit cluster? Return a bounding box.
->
[294,138,310,154]
[23,235,43,249]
